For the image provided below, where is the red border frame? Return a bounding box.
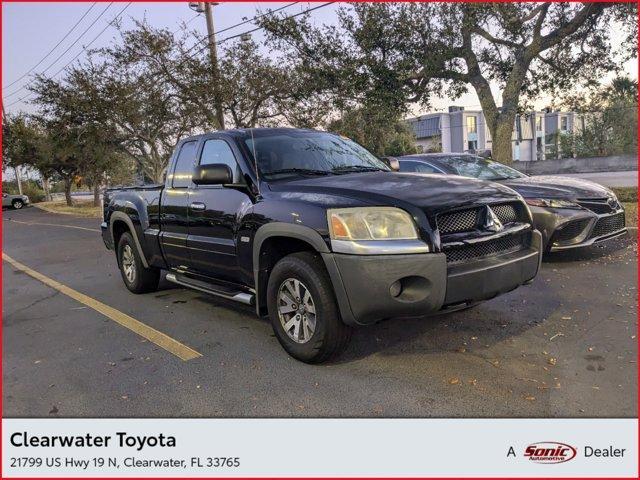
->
[0,1,638,479]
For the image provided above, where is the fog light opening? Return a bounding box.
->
[389,280,402,298]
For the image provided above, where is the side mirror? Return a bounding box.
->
[192,164,232,185]
[382,156,400,172]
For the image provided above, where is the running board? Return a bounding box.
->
[165,273,254,306]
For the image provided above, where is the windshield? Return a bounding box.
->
[437,155,526,181]
[244,131,390,180]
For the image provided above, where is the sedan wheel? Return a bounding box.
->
[12,200,23,209]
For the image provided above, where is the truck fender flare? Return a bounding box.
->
[110,211,150,268]
[252,222,330,315]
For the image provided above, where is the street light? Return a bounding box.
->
[188,2,205,14]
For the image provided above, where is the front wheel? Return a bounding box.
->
[117,232,160,294]
[12,200,23,209]
[267,251,352,363]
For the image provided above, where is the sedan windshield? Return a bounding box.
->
[244,131,390,180]
[437,155,526,181]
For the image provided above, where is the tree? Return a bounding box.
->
[30,69,127,206]
[119,22,330,131]
[327,107,419,157]
[3,114,65,202]
[261,2,637,163]
[557,76,638,157]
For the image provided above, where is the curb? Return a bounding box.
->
[32,203,101,219]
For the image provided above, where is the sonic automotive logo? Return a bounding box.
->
[524,442,577,464]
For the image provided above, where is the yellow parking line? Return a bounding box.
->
[2,253,202,361]
[6,219,100,233]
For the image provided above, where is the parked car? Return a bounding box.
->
[398,153,626,252]
[102,129,542,363]
[2,193,30,209]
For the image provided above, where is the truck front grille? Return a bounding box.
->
[444,232,526,264]
[589,212,625,239]
[437,208,480,234]
[437,202,524,234]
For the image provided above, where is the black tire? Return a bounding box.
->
[12,199,23,209]
[117,232,160,294]
[267,251,352,363]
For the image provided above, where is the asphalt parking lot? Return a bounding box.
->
[2,207,637,418]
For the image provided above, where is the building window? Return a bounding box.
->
[467,140,478,152]
[466,116,477,134]
[560,116,568,131]
[535,116,542,131]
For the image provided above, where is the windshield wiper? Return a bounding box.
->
[332,165,386,173]
[266,168,333,177]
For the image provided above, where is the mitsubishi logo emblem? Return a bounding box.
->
[484,206,503,232]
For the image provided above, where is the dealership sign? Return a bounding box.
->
[524,442,577,464]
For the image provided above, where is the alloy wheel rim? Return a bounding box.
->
[14,201,22,209]
[122,245,136,283]
[277,278,316,344]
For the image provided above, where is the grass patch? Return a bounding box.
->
[622,202,637,227]
[610,187,637,227]
[612,186,637,203]
[35,200,101,218]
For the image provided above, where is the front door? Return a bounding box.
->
[160,139,197,270]
[187,137,251,284]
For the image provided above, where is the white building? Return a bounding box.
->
[407,107,582,161]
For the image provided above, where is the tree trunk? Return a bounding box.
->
[93,183,101,207]
[491,117,516,164]
[42,177,52,202]
[63,177,73,207]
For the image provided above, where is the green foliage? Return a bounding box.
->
[2,180,46,203]
[558,76,638,158]
[260,2,638,163]
[327,108,419,157]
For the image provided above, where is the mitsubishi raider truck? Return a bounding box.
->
[102,128,542,363]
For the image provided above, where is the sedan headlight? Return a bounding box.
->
[328,207,418,241]
[525,198,582,209]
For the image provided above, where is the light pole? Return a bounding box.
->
[189,2,225,130]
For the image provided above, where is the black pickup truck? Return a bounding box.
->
[102,128,542,363]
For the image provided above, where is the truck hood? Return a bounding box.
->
[268,172,521,217]
[500,175,613,200]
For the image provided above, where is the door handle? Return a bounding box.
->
[190,202,206,211]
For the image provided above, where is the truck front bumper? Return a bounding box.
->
[322,230,542,326]
[101,221,113,250]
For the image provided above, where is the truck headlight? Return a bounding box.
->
[525,198,582,209]
[328,207,419,240]
[327,207,428,255]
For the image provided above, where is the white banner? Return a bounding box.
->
[2,418,637,478]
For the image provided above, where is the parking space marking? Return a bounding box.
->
[2,253,202,361]
[6,218,100,233]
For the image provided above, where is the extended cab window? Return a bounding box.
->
[200,139,240,182]
[171,141,197,188]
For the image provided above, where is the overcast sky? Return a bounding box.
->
[3,2,638,118]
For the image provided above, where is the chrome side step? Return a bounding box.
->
[165,273,254,305]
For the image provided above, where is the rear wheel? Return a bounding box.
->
[267,251,352,363]
[117,232,160,293]
[12,199,23,209]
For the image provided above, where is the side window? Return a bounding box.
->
[414,163,440,174]
[399,161,418,172]
[171,141,197,188]
[200,139,239,182]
